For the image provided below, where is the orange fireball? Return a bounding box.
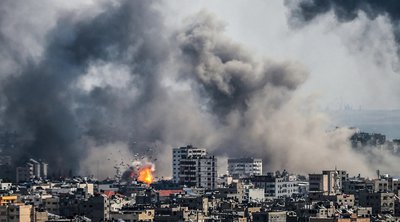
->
[137,166,154,185]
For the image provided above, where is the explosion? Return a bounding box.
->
[137,165,154,185]
[120,157,155,185]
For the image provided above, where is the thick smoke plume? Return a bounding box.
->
[286,0,400,54]
[0,0,395,178]
[287,0,400,24]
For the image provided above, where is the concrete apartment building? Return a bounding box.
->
[179,155,217,189]
[43,197,60,215]
[309,170,348,195]
[251,172,300,199]
[110,209,154,221]
[172,145,217,189]
[309,216,370,222]
[0,204,32,222]
[82,194,110,222]
[228,158,262,179]
[336,194,356,208]
[16,159,48,182]
[358,192,395,215]
[172,145,206,183]
[253,211,287,222]
[0,204,48,222]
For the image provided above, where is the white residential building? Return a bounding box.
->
[172,145,206,183]
[251,172,300,199]
[228,158,262,179]
[179,156,217,189]
[172,145,217,189]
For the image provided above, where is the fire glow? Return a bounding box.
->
[137,165,154,185]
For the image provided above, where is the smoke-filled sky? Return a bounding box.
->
[1,0,400,178]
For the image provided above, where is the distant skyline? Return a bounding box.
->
[330,109,400,140]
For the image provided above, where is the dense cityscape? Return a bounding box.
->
[0,131,399,221]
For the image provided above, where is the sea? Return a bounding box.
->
[328,109,400,140]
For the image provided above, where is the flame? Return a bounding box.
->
[137,166,154,185]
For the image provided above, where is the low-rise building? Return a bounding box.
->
[82,194,110,222]
[0,204,33,222]
[110,209,154,221]
[253,211,286,222]
[358,192,395,215]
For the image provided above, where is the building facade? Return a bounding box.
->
[309,170,348,195]
[172,145,217,189]
[251,173,300,199]
[172,145,206,184]
[358,192,395,215]
[228,158,262,179]
[16,159,48,182]
[179,156,217,189]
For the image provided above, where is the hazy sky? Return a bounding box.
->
[165,0,400,110]
[1,0,400,178]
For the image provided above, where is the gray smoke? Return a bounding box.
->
[0,0,392,178]
[178,12,307,116]
[286,0,400,50]
[287,0,400,23]
[0,0,169,175]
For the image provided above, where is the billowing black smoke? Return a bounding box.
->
[0,0,169,175]
[286,0,400,43]
[0,0,387,178]
[178,13,306,117]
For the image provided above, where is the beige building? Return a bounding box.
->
[309,170,348,195]
[110,209,154,221]
[336,194,355,208]
[309,214,370,222]
[0,204,32,222]
[253,211,286,222]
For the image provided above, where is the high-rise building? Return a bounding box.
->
[16,162,34,183]
[16,159,48,182]
[29,159,41,178]
[172,145,217,189]
[172,145,207,183]
[40,162,48,179]
[228,158,262,179]
[179,155,217,189]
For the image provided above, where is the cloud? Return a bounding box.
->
[0,0,398,179]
